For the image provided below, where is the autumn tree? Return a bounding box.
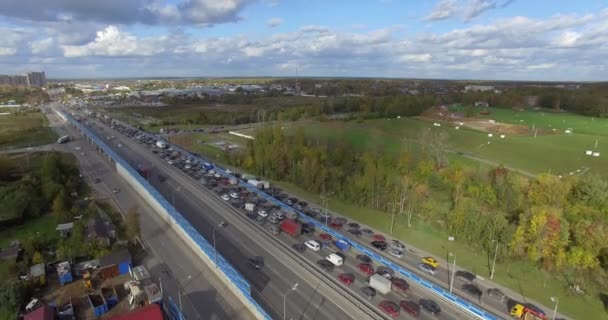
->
[125,207,141,243]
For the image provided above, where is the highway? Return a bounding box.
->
[74,107,478,320]
[44,107,256,320]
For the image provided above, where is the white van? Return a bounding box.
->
[325,253,344,267]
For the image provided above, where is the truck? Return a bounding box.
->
[156,140,167,149]
[247,179,264,189]
[228,177,238,185]
[260,180,271,189]
[510,304,547,320]
[280,219,302,237]
[245,203,256,212]
[124,281,162,307]
[57,135,70,144]
[369,274,391,295]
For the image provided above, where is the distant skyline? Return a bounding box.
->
[0,0,607,80]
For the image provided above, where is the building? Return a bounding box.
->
[465,85,495,92]
[0,71,46,87]
[99,248,132,277]
[109,303,163,320]
[474,101,489,108]
[27,72,46,87]
[24,303,54,320]
[87,216,116,247]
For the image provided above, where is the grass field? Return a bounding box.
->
[271,180,600,319]
[288,109,608,177]
[0,214,58,249]
[0,108,57,149]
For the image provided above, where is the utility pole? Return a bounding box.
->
[490,240,499,280]
[449,252,456,294]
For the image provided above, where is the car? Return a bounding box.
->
[348,229,362,237]
[455,270,476,282]
[305,240,321,251]
[356,254,372,264]
[419,299,441,315]
[230,192,239,199]
[301,223,315,235]
[94,177,101,184]
[184,164,191,170]
[347,222,360,229]
[319,233,332,241]
[292,243,306,253]
[361,286,376,300]
[357,263,375,276]
[255,215,265,224]
[371,240,387,250]
[486,288,507,302]
[361,228,373,235]
[326,253,344,266]
[311,207,321,213]
[112,188,120,194]
[284,198,294,206]
[417,263,436,275]
[378,301,400,318]
[372,234,386,241]
[391,278,409,293]
[168,160,174,165]
[421,257,439,268]
[338,273,355,286]
[221,194,230,201]
[248,256,264,270]
[247,211,258,220]
[399,300,420,317]
[389,249,403,258]
[333,217,347,225]
[257,210,268,217]
[268,216,280,224]
[376,266,394,279]
[214,173,221,178]
[267,224,280,235]
[317,259,334,272]
[320,212,332,220]
[462,284,483,298]
[329,221,343,230]
[390,240,406,251]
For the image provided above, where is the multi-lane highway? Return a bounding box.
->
[43,107,256,320]
[70,106,480,320]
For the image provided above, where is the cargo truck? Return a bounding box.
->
[247,179,264,189]
[369,274,391,295]
[333,240,350,252]
[156,141,167,149]
[510,304,547,320]
[280,219,302,237]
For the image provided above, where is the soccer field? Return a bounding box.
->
[288,109,608,177]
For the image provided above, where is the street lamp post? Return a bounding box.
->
[490,240,499,280]
[213,221,227,267]
[449,252,456,294]
[551,297,559,320]
[283,283,299,320]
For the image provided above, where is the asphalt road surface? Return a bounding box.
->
[76,108,479,320]
[44,107,256,320]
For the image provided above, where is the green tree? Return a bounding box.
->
[125,207,141,243]
[52,189,69,221]
[31,251,44,265]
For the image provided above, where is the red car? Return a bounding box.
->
[399,300,420,317]
[391,278,410,293]
[357,263,375,276]
[329,222,343,230]
[319,233,332,241]
[379,301,400,318]
[338,273,355,286]
[372,234,386,241]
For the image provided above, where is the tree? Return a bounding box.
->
[31,251,44,265]
[52,189,69,221]
[125,207,141,243]
[0,281,26,318]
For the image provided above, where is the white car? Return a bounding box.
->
[209,170,216,174]
[417,263,437,276]
[305,240,321,252]
[221,194,230,201]
[325,253,344,266]
[257,210,267,217]
[112,188,120,194]
[185,165,192,169]
[168,160,174,165]
[214,173,221,178]
[230,192,239,199]
[389,249,403,258]
[117,143,123,147]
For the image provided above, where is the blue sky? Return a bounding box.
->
[0,0,607,80]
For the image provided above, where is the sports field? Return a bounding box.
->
[286,108,608,177]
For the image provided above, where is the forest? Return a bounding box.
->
[237,126,608,288]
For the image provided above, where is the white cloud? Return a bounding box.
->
[30,37,54,54]
[61,26,165,57]
[0,47,17,56]
[527,63,556,70]
[426,0,516,22]
[425,0,457,21]
[266,18,283,28]
[399,53,432,62]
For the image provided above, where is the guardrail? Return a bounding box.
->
[97,115,502,320]
[61,111,271,320]
[164,296,186,320]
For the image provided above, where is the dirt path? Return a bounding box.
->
[447,149,537,178]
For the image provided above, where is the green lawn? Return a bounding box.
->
[0,109,57,149]
[0,214,58,249]
[289,115,608,177]
[272,180,601,319]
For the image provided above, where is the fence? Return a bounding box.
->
[62,111,271,320]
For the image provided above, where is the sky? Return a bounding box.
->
[0,0,607,80]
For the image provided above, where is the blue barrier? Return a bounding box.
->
[62,112,271,320]
[100,117,500,320]
[164,296,187,320]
